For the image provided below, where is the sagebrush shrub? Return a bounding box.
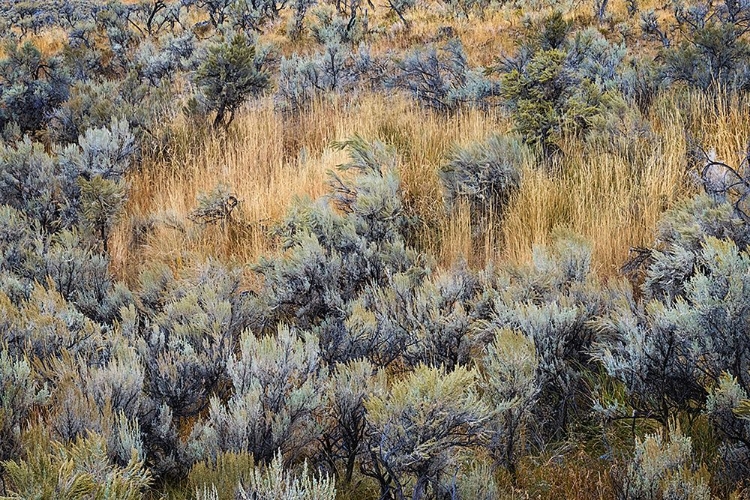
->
[439,134,525,226]
[705,374,750,485]
[620,424,710,500]
[0,283,106,362]
[390,39,498,112]
[307,4,365,45]
[0,40,70,134]
[319,359,386,483]
[479,328,539,475]
[0,205,44,286]
[346,267,482,369]
[592,180,750,491]
[642,0,750,91]
[228,0,292,32]
[44,229,131,323]
[594,235,750,426]
[363,365,489,500]
[275,43,359,113]
[252,137,420,334]
[475,233,604,440]
[190,325,325,464]
[2,429,151,500]
[0,349,48,462]
[236,450,336,500]
[136,33,196,86]
[0,138,69,231]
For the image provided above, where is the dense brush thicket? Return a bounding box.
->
[2,0,750,498]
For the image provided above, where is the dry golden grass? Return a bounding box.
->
[501,106,685,275]
[112,86,750,282]
[110,93,506,278]
[0,27,67,58]
[108,0,750,284]
[502,91,750,275]
[28,28,68,56]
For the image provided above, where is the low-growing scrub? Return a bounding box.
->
[1,0,750,498]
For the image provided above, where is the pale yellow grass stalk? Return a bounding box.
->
[112,85,750,283]
[500,90,750,275]
[111,93,508,278]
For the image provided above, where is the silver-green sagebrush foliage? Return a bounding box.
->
[0,350,49,463]
[190,325,325,463]
[479,328,539,476]
[251,136,420,339]
[620,424,710,500]
[440,134,525,229]
[363,365,490,500]
[594,196,750,421]
[594,191,750,490]
[642,0,750,91]
[3,0,750,495]
[390,39,498,113]
[320,359,386,483]
[2,430,151,500]
[194,451,336,500]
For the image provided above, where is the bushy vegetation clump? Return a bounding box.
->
[496,12,632,155]
[195,33,269,128]
[641,0,750,91]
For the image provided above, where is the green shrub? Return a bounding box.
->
[195,33,269,129]
[78,176,127,252]
[498,18,628,156]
